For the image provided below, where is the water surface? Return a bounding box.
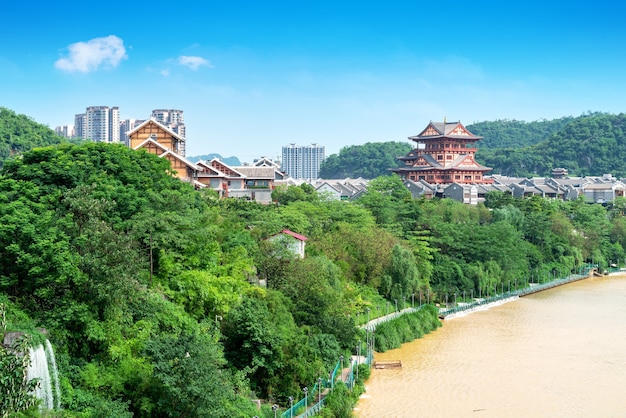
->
[355,275,626,417]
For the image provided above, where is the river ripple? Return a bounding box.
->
[355,274,626,417]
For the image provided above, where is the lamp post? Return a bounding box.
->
[272,404,278,418]
[394,298,398,312]
[215,315,222,327]
[318,377,322,403]
[303,387,308,412]
[356,340,361,383]
[288,396,294,418]
[340,355,344,378]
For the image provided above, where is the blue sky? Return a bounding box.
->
[2,1,626,162]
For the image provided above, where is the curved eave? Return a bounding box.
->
[408,134,483,141]
[394,166,492,172]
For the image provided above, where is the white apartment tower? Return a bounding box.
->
[281,143,325,179]
[74,106,120,143]
[54,125,75,139]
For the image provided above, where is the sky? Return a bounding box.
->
[2,1,626,162]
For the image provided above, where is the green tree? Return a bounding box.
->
[143,323,257,418]
[0,331,40,417]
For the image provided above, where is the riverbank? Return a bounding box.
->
[438,269,594,319]
[355,273,626,417]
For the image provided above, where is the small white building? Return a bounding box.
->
[267,229,308,258]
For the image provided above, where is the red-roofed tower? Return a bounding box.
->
[392,120,493,184]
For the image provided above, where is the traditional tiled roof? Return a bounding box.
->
[270,229,308,241]
[132,137,170,152]
[409,121,482,141]
[127,118,186,142]
[234,166,278,179]
[159,150,200,171]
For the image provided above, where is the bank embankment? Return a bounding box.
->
[372,304,441,352]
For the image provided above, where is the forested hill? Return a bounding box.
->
[319,113,626,180]
[467,116,575,149]
[473,112,626,177]
[0,107,68,167]
[319,141,412,179]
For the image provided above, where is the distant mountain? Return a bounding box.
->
[471,112,626,178]
[187,154,241,166]
[319,141,412,179]
[0,107,69,168]
[467,116,575,149]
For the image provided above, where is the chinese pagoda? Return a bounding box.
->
[392,120,493,184]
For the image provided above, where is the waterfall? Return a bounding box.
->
[45,339,62,410]
[26,339,61,410]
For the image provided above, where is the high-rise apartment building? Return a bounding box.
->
[54,125,74,139]
[74,113,85,139]
[74,106,120,143]
[281,143,325,179]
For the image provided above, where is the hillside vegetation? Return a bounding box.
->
[0,107,69,168]
[2,109,626,417]
[471,112,626,177]
[318,113,626,179]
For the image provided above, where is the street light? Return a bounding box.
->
[272,404,278,418]
[318,377,322,403]
[288,396,294,418]
[394,299,398,312]
[303,387,308,412]
[340,354,344,382]
[215,315,223,327]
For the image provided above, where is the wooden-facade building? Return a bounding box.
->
[128,119,198,183]
[393,120,493,185]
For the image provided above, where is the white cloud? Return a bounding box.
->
[178,55,212,70]
[55,35,127,73]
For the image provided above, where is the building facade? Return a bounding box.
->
[74,106,120,143]
[393,120,492,185]
[54,125,74,139]
[281,143,325,179]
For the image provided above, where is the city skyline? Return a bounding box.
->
[2,1,626,160]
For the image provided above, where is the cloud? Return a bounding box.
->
[55,35,127,73]
[178,55,212,70]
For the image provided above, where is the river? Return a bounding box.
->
[354,274,626,417]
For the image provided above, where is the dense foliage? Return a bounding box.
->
[1,110,626,417]
[471,112,626,177]
[467,117,575,149]
[0,107,69,169]
[319,141,411,179]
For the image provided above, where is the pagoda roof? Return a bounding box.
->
[394,153,491,173]
[409,121,482,142]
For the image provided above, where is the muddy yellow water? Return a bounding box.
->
[355,275,626,417]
